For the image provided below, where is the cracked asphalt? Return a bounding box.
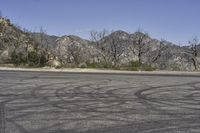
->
[0,70,200,133]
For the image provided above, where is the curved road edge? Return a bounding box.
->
[0,67,200,77]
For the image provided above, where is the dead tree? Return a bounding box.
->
[67,43,82,65]
[39,27,50,51]
[151,39,167,64]
[107,33,126,67]
[129,30,150,66]
[188,37,199,70]
[90,30,110,65]
[90,30,127,67]
[34,27,50,66]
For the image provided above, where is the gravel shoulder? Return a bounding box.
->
[0,67,200,76]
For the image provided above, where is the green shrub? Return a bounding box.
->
[39,54,48,67]
[28,51,47,67]
[130,67,139,71]
[11,51,26,66]
[130,60,140,68]
[142,65,156,71]
[127,61,156,71]
[170,64,181,71]
[127,60,140,71]
[28,51,38,65]
[102,62,112,68]
[78,63,87,68]
[86,62,98,68]
[11,50,48,67]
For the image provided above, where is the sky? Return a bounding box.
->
[0,0,200,45]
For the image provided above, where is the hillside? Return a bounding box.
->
[0,17,199,71]
[0,17,55,67]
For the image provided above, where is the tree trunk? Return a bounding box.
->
[192,57,197,71]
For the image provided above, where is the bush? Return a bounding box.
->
[130,60,140,68]
[86,62,98,68]
[78,63,87,68]
[28,51,38,65]
[11,51,26,66]
[127,60,140,71]
[130,67,139,71]
[11,50,48,67]
[28,51,48,67]
[127,61,156,71]
[102,62,112,69]
[170,64,181,71]
[141,65,156,71]
[39,54,48,67]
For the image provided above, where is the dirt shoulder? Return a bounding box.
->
[0,67,200,77]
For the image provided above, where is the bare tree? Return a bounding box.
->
[129,30,150,66]
[90,30,110,65]
[39,27,49,50]
[90,29,108,48]
[107,32,127,67]
[33,27,50,66]
[56,42,64,63]
[150,39,168,64]
[67,43,82,65]
[90,30,127,68]
[188,37,199,70]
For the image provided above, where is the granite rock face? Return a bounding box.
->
[0,17,199,70]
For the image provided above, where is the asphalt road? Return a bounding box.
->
[0,70,200,133]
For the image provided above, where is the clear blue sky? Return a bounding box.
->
[0,0,200,44]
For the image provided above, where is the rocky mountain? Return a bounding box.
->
[55,35,94,67]
[0,17,199,70]
[30,33,58,48]
[91,30,199,71]
[0,17,33,63]
[0,17,53,67]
